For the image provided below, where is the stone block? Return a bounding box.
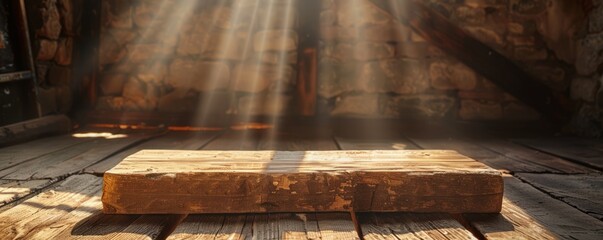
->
[331,94,381,116]
[168,59,230,92]
[509,0,547,15]
[429,60,478,91]
[254,30,298,52]
[318,58,357,98]
[250,51,298,65]
[254,2,297,29]
[336,0,392,27]
[99,35,127,65]
[395,43,430,59]
[96,96,125,111]
[359,23,411,42]
[357,59,428,94]
[571,77,599,102]
[231,63,294,93]
[459,100,503,120]
[158,89,199,113]
[55,38,73,66]
[320,26,357,41]
[353,42,395,61]
[382,95,456,119]
[38,0,62,39]
[37,40,58,61]
[238,94,291,116]
[99,73,127,95]
[201,30,248,60]
[102,0,133,29]
[576,32,603,75]
[126,44,173,63]
[58,0,73,34]
[135,62,167,84]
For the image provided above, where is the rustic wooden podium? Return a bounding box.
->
[102,150,503,214]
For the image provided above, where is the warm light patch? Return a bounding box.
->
[72,132,128,139]
[168,126,224,132]
[231,122,273,131]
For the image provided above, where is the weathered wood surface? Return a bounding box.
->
[0,174,183,239]
[517,173,603,220]
[0,132,159,180]
[0,134,91,171]
[335,137,419,150]
[477,139,595,174]
[85,131,219,174]
[0,179,52,207]
[203,131,261,150]
[465,176,603,240]
[411,137,593,174]
[0,115,71,147]
[514,138,603,170]
[336,137,476,240]
[103,150,502,214]
[360,213,477,240]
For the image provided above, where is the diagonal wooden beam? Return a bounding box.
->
[371,0,571,123]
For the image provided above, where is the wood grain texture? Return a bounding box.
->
[103,150,502,214]
[411,137,592,174]
[0,115,71,147]
[360,213,477,240]
[0,132,157,180]
[335,137,419,150]
[85,131,219,174]
[465,176,603,240]
[517,173,603,220]
[0,174,102,239]
[0,179,52,206]
[336,137,475,240]
[0,174,183,239]
[514,138,603,170]
[0,134,91,171]
[478,139,595,174]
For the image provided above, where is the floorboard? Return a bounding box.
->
[410,137,595,174]
[360,213,477,240]
[0,179,52,207]
[465,176,603,240]
[0,132,157,180]
[477,139,595,174]
[85,131,219,174]
[514,138,603,170]
[335,137,419,150]
[516,173,603,220]
[0,134,91,171]
[0,174,184,239]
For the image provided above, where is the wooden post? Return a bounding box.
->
[296,0,321,116]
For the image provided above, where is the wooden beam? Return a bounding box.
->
[0,115,71,147]
[102,150,503,214]
[371,0,570,123]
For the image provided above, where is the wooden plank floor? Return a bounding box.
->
[0,125,602,239]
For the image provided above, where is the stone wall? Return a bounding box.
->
[570,0,603,137]
[318,0,578,121]
[29,0,78,115]
[97,0,298,116]
[95,0,594,126]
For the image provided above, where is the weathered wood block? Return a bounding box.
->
[102,150,503,214]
